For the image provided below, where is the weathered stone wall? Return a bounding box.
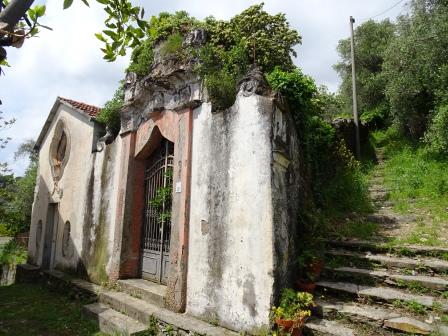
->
[28,60,302,333]
[271,102,302,298]
[28,104,121,283]
[186,93,299,333]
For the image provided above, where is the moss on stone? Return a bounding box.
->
[87,204,109,284]
[87,150,111,284]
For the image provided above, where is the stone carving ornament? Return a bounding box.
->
[183,29,207,48]
[238,65,270,97]
[96,126,115,152]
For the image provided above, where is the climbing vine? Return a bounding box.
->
[267,67,370,251]
[149,169,173,224]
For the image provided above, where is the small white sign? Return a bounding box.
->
[175,182,182,193]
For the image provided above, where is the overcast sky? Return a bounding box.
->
[0,0,408,175]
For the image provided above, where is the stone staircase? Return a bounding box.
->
[302,148,448,335]
[311,240,448,335]
[83,278,237,336]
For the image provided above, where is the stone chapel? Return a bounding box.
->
[27,32,301,333]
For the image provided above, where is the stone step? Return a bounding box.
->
[83,302,148,335]
[365,213,397,224]
[118,278,166,307]
[71,278,103,296]
[327,249,448,273]
[317,299,435,335]
[370,190,389,201]
[316,281,448,311]
[327,239,448,258]
[369,186,388,193]
[369,183,387,191]
[304,318,355,336]
[99,291,237,336]
[327,266,448,291]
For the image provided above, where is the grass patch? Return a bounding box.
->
[372,127,448,247]
[392,299,428,315]
[325,255,380,270]
[0,283,105,336]
[395,279,430,295]
[330,219,379,241]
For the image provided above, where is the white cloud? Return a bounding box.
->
[0,0,408,175]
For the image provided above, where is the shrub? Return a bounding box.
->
[96,87,124,135]
[360,103,390,129]
[196,42,249,111]
[0,161,37,236]
[127,38,155,77]
[424,104,448,157]
[128,11,199,77]
[160,33,184,57]
[127,5,301,109]
[205,3,301,73]
[0,240,27,266]
[271,289,313,320]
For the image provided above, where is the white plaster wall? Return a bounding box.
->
[106,135,123,275]
[29,105,95,267]
[187,94,274,332]
[29,104,121,280]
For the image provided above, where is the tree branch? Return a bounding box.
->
[0,0,35,37]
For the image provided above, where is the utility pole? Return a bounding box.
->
[350,16,361,159]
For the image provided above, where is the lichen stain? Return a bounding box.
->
[243,274,257,317]
[88,205,108,283]
[79,160,95,278]
[80,147,112,284]
[201,219,209,235]
[205,108,232,315]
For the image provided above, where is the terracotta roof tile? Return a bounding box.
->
[58,97,101,118]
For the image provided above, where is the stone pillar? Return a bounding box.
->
[110,130,137,281]
[165,107,193,312]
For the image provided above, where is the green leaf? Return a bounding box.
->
[63,0,74,9]
[81,0,89,7]
[28,8,36,22]
[35,5,46,18]
[95,33,106,42]
[103,29,118,39]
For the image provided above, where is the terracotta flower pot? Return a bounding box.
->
[296,280,316,293]
[275,318,305,336]
[307,259,324,277]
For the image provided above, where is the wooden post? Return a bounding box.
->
[350,16,361,159]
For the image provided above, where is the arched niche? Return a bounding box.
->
[135,125,163,161]
[49,118,71,181]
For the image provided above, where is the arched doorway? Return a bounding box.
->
[141,138,174,284]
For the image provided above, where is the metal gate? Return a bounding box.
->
[141,139,174,284]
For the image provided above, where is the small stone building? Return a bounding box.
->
[28,53,302,332]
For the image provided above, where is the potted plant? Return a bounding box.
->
[271,289,314,336]
[296,250,324,293]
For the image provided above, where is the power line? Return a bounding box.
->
[359,0,408,22]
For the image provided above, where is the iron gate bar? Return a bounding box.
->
[141,140,174,284]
